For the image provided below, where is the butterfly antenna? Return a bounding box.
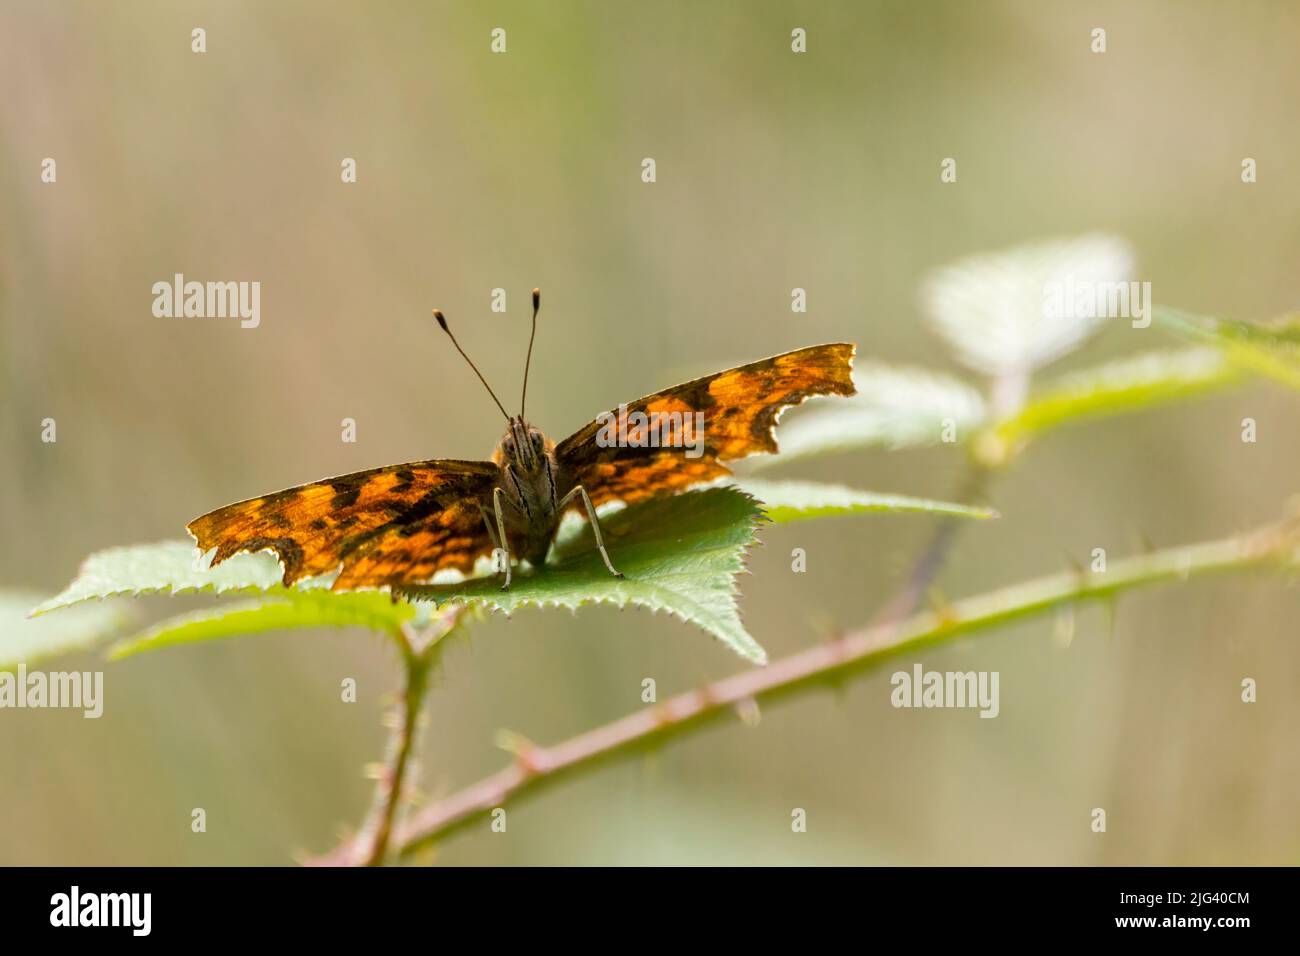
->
[520,287,540,418]
[432,309,510,420]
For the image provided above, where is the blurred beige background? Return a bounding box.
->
[2,0,1297,865]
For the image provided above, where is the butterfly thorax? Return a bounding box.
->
[492,415,566,564]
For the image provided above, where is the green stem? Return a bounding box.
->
[356,640,434,866]
[393,518,1295,858]
[306,610,461,867]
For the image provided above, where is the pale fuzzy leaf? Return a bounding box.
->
[734,479,997,523]
[31,541,293,615]
[923,234,1136,377]
[1157,308,1300,390]
[748,361,986,467]
[993,347,1240,447]
[400,487,769,665]
[110,590,417,660]
[1,590,134,669]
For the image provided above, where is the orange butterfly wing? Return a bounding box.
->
[187,459,498,588]
[554,343,856,508]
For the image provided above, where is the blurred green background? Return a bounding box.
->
[2,0,1298,865]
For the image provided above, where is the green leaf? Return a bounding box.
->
[0,590,134,670]
[990,347,1240,448]
[751,361,987,467]
[733,479,997,523]
[30,481,987,671]
[109,590,418,660]
[31,541,292,615]
[41,484,987,668]
[401,487,769,665]
[1157,308,1300,389]
[37,489,771,666]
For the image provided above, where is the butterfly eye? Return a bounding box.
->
[532,434,542,450]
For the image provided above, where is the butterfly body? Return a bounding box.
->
[186,293,856,593]
[489,417,567,569]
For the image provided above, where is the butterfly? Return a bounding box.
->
[188,289,856,591]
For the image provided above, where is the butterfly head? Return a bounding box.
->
[499,416,548,474]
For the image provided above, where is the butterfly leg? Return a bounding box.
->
[492,486,514,589]
[478,503,501,550]
[558,484,624,579]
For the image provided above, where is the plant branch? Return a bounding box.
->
[306,609,461,867]
[356,635,433,866]
[871,342,1251,633]
[393,516,1297,858]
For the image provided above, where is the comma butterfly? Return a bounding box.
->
[188,290,856,590]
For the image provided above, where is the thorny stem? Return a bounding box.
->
[307,611,460,867]
[389,517,1297,858]
[357,637,432,866]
